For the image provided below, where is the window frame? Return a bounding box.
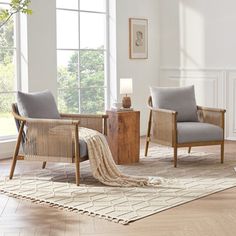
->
[56,0,110,114]
[0,1,21,141]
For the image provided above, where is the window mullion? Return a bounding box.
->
[56,7,106,15]
[78,0,81,113]
[105,0,110,110]
[15,12,21,91]
[0,2,19,139]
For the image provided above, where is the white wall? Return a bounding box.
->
[116,0,160,135]
[26,0,57,97]
[159,0,236,139]
[0,141,16,159]
[160,0,236,69]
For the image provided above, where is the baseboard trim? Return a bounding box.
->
[226,137,236,141]
[0,140,16,159]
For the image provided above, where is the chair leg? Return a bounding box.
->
[174,146,178,167]
[74,124,80,186]
[221,142,224,164]
[10,121,25,179]
[145,110,152,157]
[42,161,47,169]
[75,160,80,186]
[145,139,150,157]
[10,152,18,180]
[188,147,191,154]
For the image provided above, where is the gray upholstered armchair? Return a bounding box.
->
[145,85,226,167]
[10,90,108,186]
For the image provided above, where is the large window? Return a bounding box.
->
[0,1,20,140]
[56,0,108,114]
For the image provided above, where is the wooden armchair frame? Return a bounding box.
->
[145,97,226,167]
[11,103,108,186]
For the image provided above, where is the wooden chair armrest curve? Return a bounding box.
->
[12,110,79,125]
[25,118,80,126]
[147,105,177,115]
[60,113,108,119]
[12,109,27,122]
[197,106,225,128]
[12,106,80,126]
[197,106,226,113]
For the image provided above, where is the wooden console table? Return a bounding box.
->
[106,110,140,164]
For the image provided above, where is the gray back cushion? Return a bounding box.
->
[150,85,198,122]
[17,90,60,119]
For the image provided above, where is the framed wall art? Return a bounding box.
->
[129,18,148,59]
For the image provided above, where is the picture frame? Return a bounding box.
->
[129,18,148,59]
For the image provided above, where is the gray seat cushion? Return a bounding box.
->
[17,90,60,119]
[177,122,223,144]
[79,139,88,158]
[150,85,198,122]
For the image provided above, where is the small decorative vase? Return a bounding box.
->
[122,96,131,108]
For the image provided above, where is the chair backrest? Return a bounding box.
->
[150,85,198,122]
[12,103,26,144]
[17,90,61,119]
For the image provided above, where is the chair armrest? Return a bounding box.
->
[148,105,177,115]
[25,117,79,126]
[197,106,226,128]
[197,106,226,113]
[60,113,108,119]
[149,107,178,146]
[60,113,108,135]
[11,105,79,147]
[12,107,79,126]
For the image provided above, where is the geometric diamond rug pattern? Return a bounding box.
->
[0,146,236,224]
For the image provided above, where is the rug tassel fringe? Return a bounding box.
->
[0,189,130,225]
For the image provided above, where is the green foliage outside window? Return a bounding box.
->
[0,17,14,113]
[0,15,16,136]
[58,49,105,114]
[0,0,32,29]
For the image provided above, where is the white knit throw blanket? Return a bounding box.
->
[79,128,164,187]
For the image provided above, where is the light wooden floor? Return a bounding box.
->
[1,140,236,236]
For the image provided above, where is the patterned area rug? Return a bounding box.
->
[0,146,236,224]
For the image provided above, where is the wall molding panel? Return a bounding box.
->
[227,72,236,140]
[159,67,236,140]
